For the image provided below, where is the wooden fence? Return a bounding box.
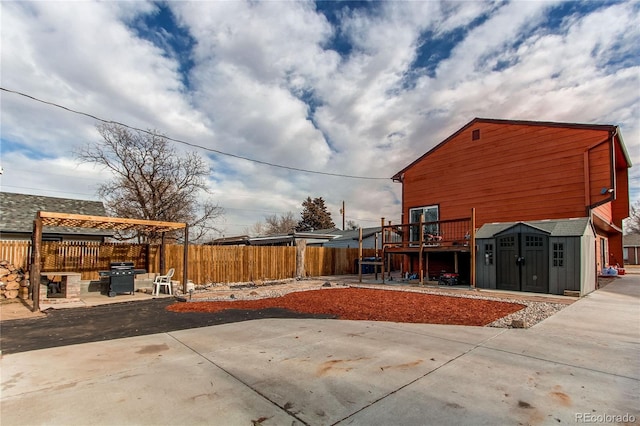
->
[0,241,378,283]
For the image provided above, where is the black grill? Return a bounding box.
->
[99,262,146,297]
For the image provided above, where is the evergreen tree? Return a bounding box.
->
[296,197,335,231]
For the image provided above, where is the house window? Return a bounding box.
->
[553,242,564,267]
[484,243,493,265]
[409,205,439,243]
[472,129,480,140]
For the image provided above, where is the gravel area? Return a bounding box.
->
[484,301,568,328]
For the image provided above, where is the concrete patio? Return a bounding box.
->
[1,274,638,425]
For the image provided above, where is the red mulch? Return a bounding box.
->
[166,288,525,326]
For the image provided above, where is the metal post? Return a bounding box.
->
[160,233,166,275]
[183,224,189,294]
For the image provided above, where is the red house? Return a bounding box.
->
[389,118,631,295]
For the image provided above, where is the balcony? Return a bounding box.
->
[382,217,473,253]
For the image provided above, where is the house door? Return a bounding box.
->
[496,233,549,293]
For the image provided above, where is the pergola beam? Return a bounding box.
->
[37,211,187,233]
[30,211,189,312]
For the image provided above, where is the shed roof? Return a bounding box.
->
[476,218,592,239]
[0,192,112,236]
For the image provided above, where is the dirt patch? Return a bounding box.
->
[167,287,525,326]
[0,298,44,321]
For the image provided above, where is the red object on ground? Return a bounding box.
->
[167,288,525,327]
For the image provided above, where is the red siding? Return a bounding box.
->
[593,204,613,223]
[402,121,614,227]
[587,142,613,205]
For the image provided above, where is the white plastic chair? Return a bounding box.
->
[153,268,175,296]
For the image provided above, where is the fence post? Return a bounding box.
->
[296,239,306,278]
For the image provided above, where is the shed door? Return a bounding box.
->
[521,234,548,293]
[496,233,549,293]
[496,235,519,291]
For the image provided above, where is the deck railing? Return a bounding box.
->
[381,217,472,250]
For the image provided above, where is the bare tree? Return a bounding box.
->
[75,123,223,243]
[246,221,267,237]
[625,200,640,235]
[264,212,298,235]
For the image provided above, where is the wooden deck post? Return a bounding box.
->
[358,227,363,283]
[419,214,424,285]
[30,214,43,312]
[374,232,379,281]
[471,208,476,288]
[380,218,385,284]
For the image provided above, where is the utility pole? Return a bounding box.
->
[340,200,345,230]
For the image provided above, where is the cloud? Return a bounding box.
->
[1,0,638,237]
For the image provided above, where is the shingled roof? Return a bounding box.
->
[0,192,112,236]
[475,218,592,239]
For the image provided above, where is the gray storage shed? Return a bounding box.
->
[475,218,596,296]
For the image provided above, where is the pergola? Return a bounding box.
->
[30,211,188,312]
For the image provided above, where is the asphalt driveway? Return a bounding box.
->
[0,298,333,354]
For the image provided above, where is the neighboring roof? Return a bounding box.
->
[392,118,631,181]
[207,228,383,246]
[0,192,112,236]
[209,235,250,245]
[623,234,640,247]
[249,231,338,246]
[476,218,592,239]
[322,227,382,242]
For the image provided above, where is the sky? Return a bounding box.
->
[1,0,639,239]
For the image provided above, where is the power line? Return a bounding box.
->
[0,184,99,198]
[1,87,390,181]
